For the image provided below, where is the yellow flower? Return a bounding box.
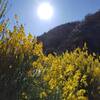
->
[0,24,3,32]
[44,74,50,81]
[49,79,57,89]
[40,91,47,98]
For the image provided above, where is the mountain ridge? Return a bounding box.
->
[38,10,100,54]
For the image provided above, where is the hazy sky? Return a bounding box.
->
[7,0,100,36]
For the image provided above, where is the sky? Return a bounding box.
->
[6,0,100,36]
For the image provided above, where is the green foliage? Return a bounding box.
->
[0,0,8,20]
[0,0,9,40]
[0,24,100,100]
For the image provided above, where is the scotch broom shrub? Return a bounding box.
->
[0,24,100,100]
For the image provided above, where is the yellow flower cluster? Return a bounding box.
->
[32,44,100,100]
[0,24,100,100]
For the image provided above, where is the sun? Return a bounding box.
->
[37,2,53,20]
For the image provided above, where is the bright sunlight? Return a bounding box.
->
[37,2,54,20]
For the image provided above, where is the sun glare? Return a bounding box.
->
[37,2,53,20]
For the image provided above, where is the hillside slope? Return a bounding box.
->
[38,10,100,54]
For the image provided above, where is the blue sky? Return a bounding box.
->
[7,0,100,36]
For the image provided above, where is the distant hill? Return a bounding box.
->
[38,10,100,54]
